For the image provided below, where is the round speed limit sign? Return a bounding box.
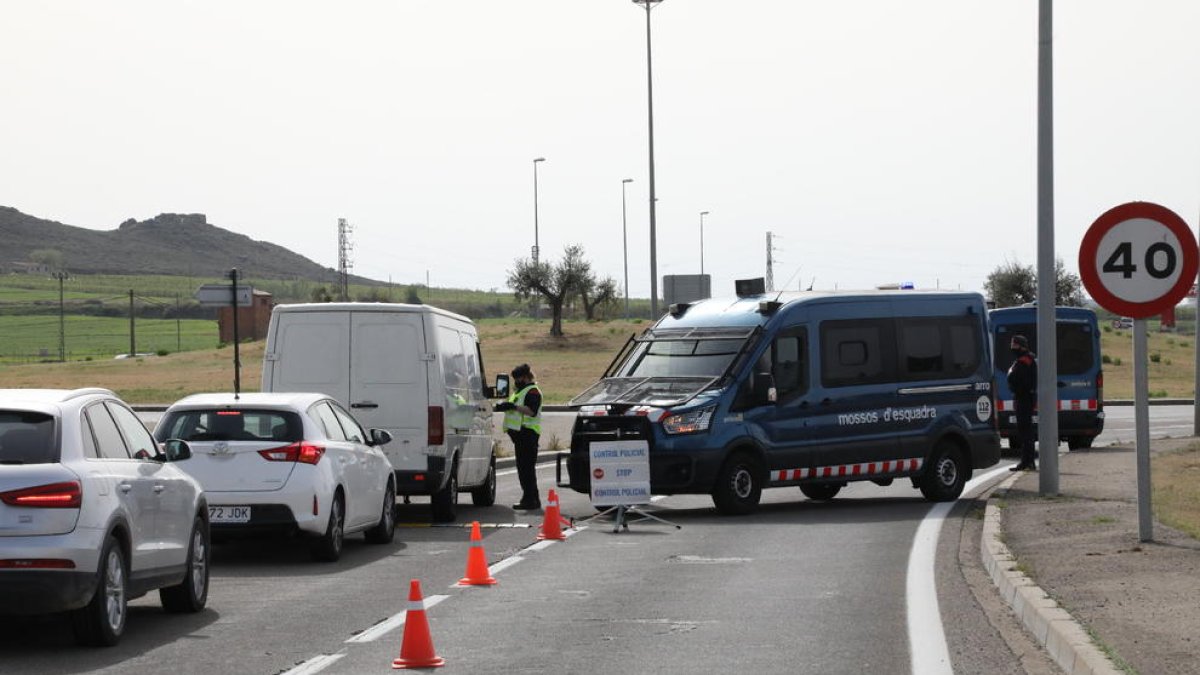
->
[1079,202,1199,318]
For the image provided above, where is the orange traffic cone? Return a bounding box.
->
[391,579,445,669]
[537,489,568,541]
[457,521,497,586]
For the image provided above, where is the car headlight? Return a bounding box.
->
[661,406,715,435]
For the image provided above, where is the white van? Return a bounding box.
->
[261,303,497,522]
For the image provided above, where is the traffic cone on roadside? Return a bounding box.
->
[391,579,445,669]
[457,521,497,586]
[537,489,568,541]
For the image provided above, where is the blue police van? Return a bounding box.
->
[565,284,1002,514]
[989,305,1104,451]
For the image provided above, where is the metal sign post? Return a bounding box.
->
[584,440,679,533]
[1079,201,1199,542]
[194,270,254,397]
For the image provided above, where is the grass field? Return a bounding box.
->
[1098,327,1196,400]
[0,315,218,364]
[1155,443,1200,539]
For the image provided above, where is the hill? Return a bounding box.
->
[0,206,375,283]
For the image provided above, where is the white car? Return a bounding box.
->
[0,388,209,647]
[153,393,396,561]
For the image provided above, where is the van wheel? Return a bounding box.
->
[431,464,458,523]
[471,459,497,507]
[711,452,763,515]
[919,443,967,502]
[1067,436,1093,451]
[365,482,396,544]
[311,493,345,562]
[160,516,210,613]
[72,535,127,647]
[800,484,841,501]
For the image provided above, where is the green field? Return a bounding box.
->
[0,315,218,363]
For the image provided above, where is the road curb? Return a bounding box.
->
[981,475,1121,675]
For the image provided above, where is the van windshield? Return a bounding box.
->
[620,338,745,378]
[994,322,1095,376]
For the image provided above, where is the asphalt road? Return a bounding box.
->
[2,406,1191,674]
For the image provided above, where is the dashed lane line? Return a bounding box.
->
[344,595,449,644]
[279,653,345,675]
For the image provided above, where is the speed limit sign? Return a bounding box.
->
[1079,202,1199,318]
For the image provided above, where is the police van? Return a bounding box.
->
[564,284,1001,514]
[989,305,1104,451]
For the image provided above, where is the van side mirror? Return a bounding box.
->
[161,439,192,462]
[369,428,393,446]
[751,372,777,404]
[493,374,511,399]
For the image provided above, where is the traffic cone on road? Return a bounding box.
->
[391,579,445,669]
[537,489,569,541]
[457,521,497,586]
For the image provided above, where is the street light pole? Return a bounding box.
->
[633,0,663,317]
[699,211,709,276]
[622,178,634,318]
[533,157,546,265]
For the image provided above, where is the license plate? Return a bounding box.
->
[208,505,251,524]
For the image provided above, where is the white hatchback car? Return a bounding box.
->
[153,393,396,561]
[0,388,209,647]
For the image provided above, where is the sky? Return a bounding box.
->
[3,1,1200,301]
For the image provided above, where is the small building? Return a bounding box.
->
[217,290,274,343]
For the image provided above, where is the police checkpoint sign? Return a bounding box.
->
[1079,202,1199,318]
[589,440,651,507]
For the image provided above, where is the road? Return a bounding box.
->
[1,406,1190,674]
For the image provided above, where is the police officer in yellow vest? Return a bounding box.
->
[495,363,542,510]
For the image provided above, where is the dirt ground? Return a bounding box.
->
[1001,441,1200,675]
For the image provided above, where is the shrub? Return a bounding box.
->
[1150,352,1162,363]
[1102,354,1113,365]
[156,349,170,357]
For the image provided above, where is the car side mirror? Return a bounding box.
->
[751,372,777,404]
[493,374,511,399]
[370,428,394,446]
[161,439,192,462]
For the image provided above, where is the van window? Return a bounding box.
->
[439,327,469,391]
[0,411,57,465]
[994,322,1094,376]
[897,318,981,381]
[772,330,808,399]
[821,320,895,387]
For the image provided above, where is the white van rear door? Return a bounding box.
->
[267,311,350,402]
[350,311,428,471]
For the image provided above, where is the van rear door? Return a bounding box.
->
[350,311,428,472]
[265,310,350,403]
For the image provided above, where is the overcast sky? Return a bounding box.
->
[3,1,1199,300]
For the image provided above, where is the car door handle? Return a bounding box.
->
[119,483,133,493]
[153,485,165,494]
[351,402,379,409]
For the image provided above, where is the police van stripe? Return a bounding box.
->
[996,399,1098,412]
[770,458,923,483]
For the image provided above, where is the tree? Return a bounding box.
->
[29,248,64,271]
[309,285,334,303]
[579,275,619,320]
[984,258,1085,308]
[507,244,591,336]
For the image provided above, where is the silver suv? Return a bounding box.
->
[0,388,209,646]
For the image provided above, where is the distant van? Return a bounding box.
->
[262,303,498,522]
[989,305,1104,450]
[564,287,1001,514]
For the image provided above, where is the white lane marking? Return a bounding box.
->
[344,595,448,644]
[280,653,346,675]
[907,464,1013,675]
[486,554,525,576]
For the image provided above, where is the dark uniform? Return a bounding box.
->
[498,364,542,510]
[1007,335,1038,471]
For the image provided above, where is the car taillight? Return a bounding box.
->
[258,442,325,465]
[428,406,444,446]
[0,481,82,509]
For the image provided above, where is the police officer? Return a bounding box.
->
[1008,334,1038,471]
[495,364,542,510]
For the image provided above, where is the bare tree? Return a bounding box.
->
[507,244,591,336]
[580,275,619,320]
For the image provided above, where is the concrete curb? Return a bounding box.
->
[981,474,1122,675]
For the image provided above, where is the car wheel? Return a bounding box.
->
[918,442,968,502]
[160,516,210,613]
[800,483,842,501]
[711,451,763,515]
[364,482,396,544]
[311,493,345,562]
[72,535,127,647]
[431,463,459,523]
[471,459,497,507]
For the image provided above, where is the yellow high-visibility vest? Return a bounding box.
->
[503,383,542,434]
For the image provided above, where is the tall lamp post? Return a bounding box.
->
[532,157,546,264]
[633,0,663,317]
[699,211,709,276]
[622,178,634,318]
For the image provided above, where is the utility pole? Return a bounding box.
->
[229,268,242,396]
[766,232,776,292]
[175,293,181,352]
[128,289,135,358]
[337,218,354,301]
[53,272,68,361]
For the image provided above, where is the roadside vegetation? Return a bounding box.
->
[1155,443,1200,539]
